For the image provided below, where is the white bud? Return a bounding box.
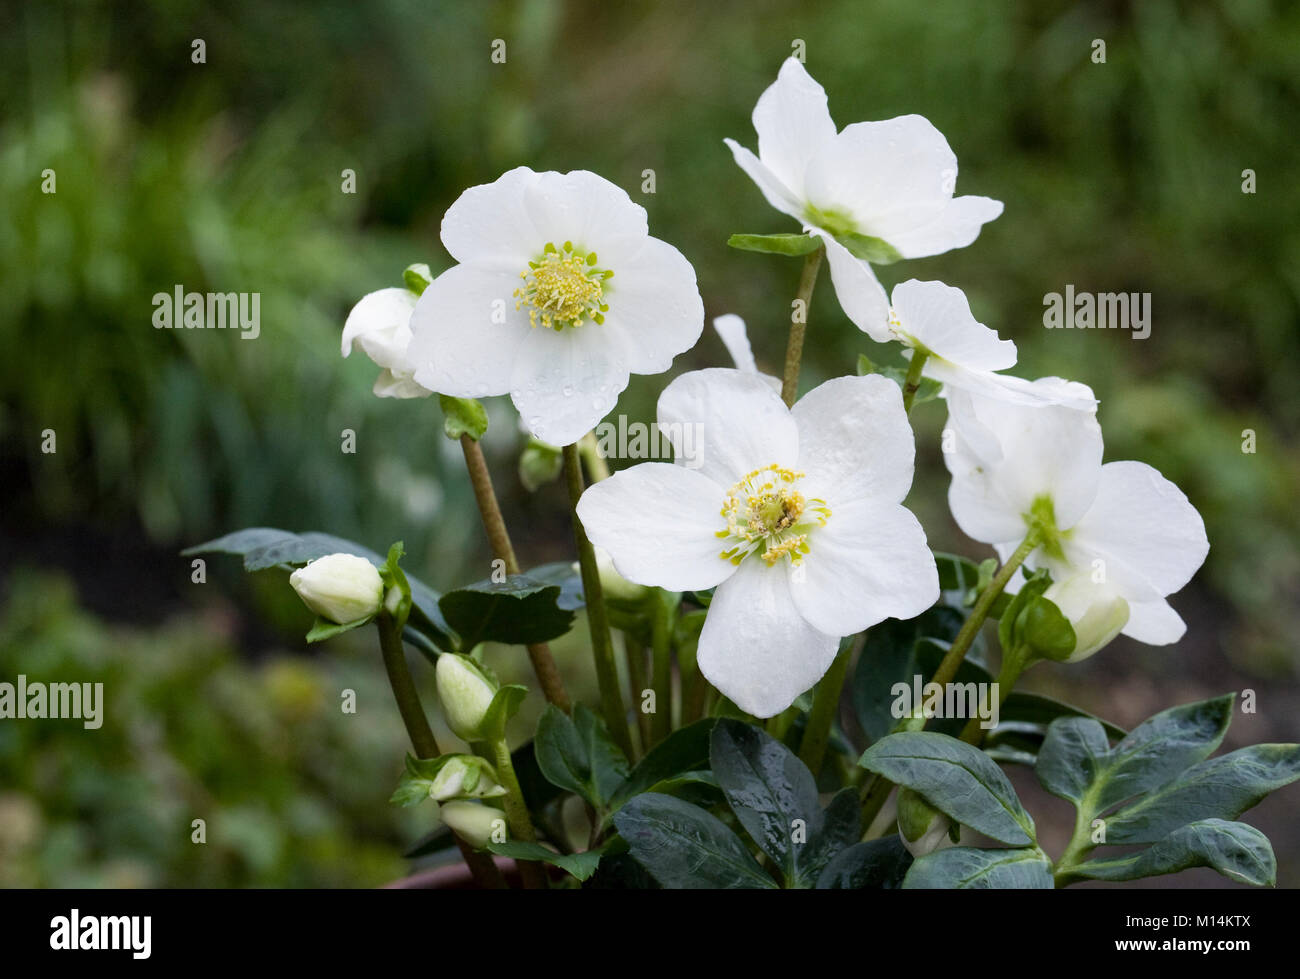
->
[289,553,383,625]
[439,801,504,848]
[897,788,954,858]
[429,757,508,801]
[1043,574,1130,662]
[435,654,498,741]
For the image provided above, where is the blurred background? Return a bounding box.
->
[1,0,1297,887]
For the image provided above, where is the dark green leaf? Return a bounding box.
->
[903,846,1054,889]
[855,353,943,406]
[607,719,717,813]
[1069,819,1275,886]
[613,793,776,889]
[709,720,822,886]
[520,561,586,611]
[859,732,1036,845]
[438,573,575,651]
[816,837,913,889]
[726,232,821,256]
[486,841,604,882]
[534,704,629,810]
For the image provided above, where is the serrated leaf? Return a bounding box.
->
[486,841,604,882]
[816,837,913,889]
[613,793,776,889]
[438,573,576,651]
[726,232,821,256]
[903,846,1053,889]
[859,732,1036,845]
[1070,819,1275,886]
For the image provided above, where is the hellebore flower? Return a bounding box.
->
[435,654,498,742]
[944,380,1209,645]
[725,58,1002,335]
[407,167,704,447]
[576,368,938,717]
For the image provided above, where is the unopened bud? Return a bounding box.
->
[439,801,506,848]
[1043,574,1130,662]
[289,553,384,625]
[429,756,508,801]
[897,787,954,858]
[435,654,498,741]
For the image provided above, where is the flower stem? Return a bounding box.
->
[375,612,506,889]
[958,648,1027,745]
[858,530,1042,830]
[459,434,571,713]
[563,442,636,758]
[624,632,651,754]
[489,734,547,889]
[902,350,929,414]
[780,246,825,407]
[649,589,674,746]
[798,635,857,775]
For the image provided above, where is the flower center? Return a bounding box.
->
[716,464,831,567]
[514,241,613,331]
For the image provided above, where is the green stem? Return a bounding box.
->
[958,649,1026,745]
[375,612,505,889]
[798,635,857,774]
[901,350,929,414]
[859,530,1042,830]
[624,632,651,756]
[489,735,546,889]
[780,246,825,407]
[563,442,636,758]
[649,589,674,746]
[460,435,571,713]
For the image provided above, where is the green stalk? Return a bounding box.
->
[649,589,674,746]
[780,246,825,407]
[798,635,857,774]
[375,612,505,889]
[563,442,635,758]
[624,632,651,756]
[901,350,929,414]
[489,734,546,889]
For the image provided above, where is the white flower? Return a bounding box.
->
[289,553,384,624]
[725,58,1003,335]
[576,368,939,717]
[944,381,1209,645]
[887,280,1096,409]
[341,288,432,399]
[439,801,505,848]
[712,314,781,391]
[407,167,704,447]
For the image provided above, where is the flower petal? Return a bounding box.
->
[891,279,1015,372]
[927,363,1098,410]
[697,560,839,718]
[792,374,915,505]
[943,381,1104,546]
[1121,598,1187,645]
[523,170,649,264]
[509,322,630,447]
[599,235,704,375]
[713,314,758,374]
[408,264,530,398]
[750,58,837,199]
[440,166,542,271]
[1066,461,1209,599]
[723,138,806,221]
[788,498,938,636]
[815,231,892,341]
[803,116,956,227]
[342,288,418,364]
[576,463,735,592]
[876,195,1004,260]
[657,368,799,487]
[372,369,431,399]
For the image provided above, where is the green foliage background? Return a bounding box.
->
[1,0,1296,886]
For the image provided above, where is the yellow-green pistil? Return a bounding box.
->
[717,464,831,567]
[514,241,613,331]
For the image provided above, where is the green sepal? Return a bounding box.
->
[439,395,489,441]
